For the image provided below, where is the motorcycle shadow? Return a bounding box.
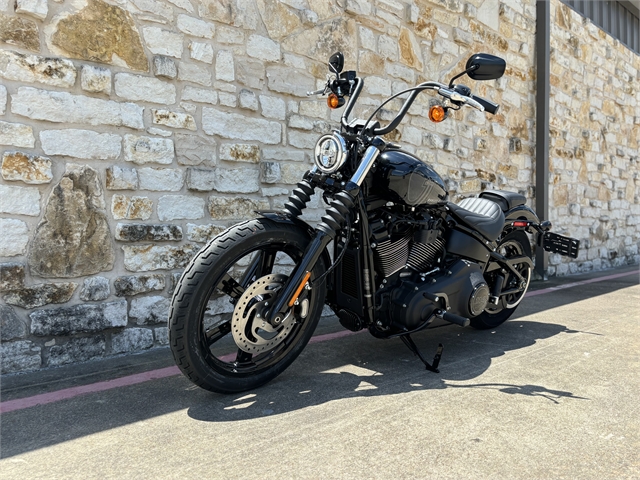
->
[187,319,588,422]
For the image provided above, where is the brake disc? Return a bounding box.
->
[231,274,296,354]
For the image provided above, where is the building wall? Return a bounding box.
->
[0,0,636,373]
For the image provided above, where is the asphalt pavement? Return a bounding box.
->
[1,264,639,479]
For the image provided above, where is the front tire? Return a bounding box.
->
[168,218,326,393]
[470,230,532,330]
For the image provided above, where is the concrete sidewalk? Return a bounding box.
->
[1,265,639,479]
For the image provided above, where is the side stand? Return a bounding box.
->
[400,334,443,373]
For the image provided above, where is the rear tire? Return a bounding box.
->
[168,218,326,393]
[470,230,532,330]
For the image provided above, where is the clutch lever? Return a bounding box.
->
[306,88,326,96]
[438,87,485,112]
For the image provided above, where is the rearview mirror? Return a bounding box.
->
[329,52,344,74]
[465,53,506,81]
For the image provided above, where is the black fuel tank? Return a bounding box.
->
[372,149,448,206]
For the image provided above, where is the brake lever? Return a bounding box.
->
[306,88,326,96]
[438,87,485,112]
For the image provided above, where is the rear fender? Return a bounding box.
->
[504,205,540,224]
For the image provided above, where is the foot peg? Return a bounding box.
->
[400,334,443,373]
[436,309,470,327]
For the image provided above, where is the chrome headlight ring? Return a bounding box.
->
[314,133,347,174]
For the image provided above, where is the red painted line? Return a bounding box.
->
[525,270,638,297]
[2,268,637,414]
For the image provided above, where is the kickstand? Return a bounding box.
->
[400,334,443,373]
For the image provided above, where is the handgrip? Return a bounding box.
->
[470,94,499,115]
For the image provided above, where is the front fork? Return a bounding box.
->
[264,142,383,326]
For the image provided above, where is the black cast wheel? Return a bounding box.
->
[168,218,326,393]
[470,230,532,330]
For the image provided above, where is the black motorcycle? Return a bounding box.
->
[169,52,579,393]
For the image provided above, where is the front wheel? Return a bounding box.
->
[168,218,326,393]
[470,230,532,330]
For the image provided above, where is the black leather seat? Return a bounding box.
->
[448,197,505,241]
[479,190,526,211]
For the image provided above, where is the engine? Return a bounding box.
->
[369,209,489,332]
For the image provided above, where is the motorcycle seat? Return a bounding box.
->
[479,189,526,211]
[448,197,505,241]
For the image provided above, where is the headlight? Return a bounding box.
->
[314,133,347,174]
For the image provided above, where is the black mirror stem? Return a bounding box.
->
[449,64,479,88]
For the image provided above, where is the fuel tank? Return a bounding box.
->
[372,148,448,206]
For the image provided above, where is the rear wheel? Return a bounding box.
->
[169,218,326,393]
[470,230,532,330]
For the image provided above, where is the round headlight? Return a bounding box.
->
[314,133,347,174]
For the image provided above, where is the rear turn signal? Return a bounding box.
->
[327,93,345,109]
[428,105,447,123]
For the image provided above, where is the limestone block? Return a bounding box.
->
[29,165,115,278]
[143,26,184,58]
[114,274,165,296]
[111,195,152,221]
[4,282,77,309]
[0,184,40,216]
[0,340,41,373]
[115,224,182,242]
[29,299,127,336]
[40,129,121,160]
[151,109,197,130]
[175,133,216,166]
[398,27,423,71]
[11,87,144,129]
[115,73,176,104]
[48,336,105,367]
[261,187,288,196]
[123,134,175,165]
[247,34,281,62]
[16,0,49,20]
[153,56,177,79]
[260,161,281,183]
[236,57,264,89]
[157,195,205,220]
[202,108,281,144]
[281,163,310,184]
[167,0,194,13]
[138,167,184,191]
[111,327,154,353]
[0,121,35,148]
[186,168,216,191]
[0,219,29,256]
[177,14,215,38]
[0,84,5,114]
[0,263,25,291]
[238,89,259,111]
[1,152,52,184]
[215,50,235,82]
[81,65,111,94]
[122,244,199,271]
[0,13,39,51]
[51,0,147,71]
[178,62,212,86]
[255,0,302,39]
[262,148,306,162]
[0,305,27,341]
[287,129,318,149]
[215,168,260,193]
[129,295,170,324]
[259,95,286,120]
[189,42,214,63]
[218,92,237,107]
[217,25,244,44]
[154,327,169,345]
[79,276,110,301]
[0,51,75,88]
[266,65,315,97]
[281,18,357,67]
[186,223,226,242]
[220,144,260,163]
[182,85,218,105]
[477,0,500,31]
[208,196,269,220]
[106,166,139,190]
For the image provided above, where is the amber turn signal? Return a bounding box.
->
[327,93,344,109]
[428,105,447,123]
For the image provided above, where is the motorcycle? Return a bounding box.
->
[169,52,580,393]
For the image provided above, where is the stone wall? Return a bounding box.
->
[547,0,640,275]
[0,0,637,373]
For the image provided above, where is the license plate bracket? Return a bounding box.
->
[541,232,580,258]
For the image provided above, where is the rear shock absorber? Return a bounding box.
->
[283,180,316,218]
